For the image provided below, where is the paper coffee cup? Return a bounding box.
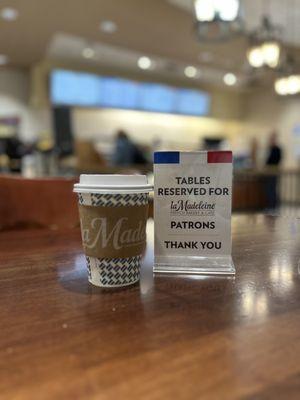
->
[74,175,152,287]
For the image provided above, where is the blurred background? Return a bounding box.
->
[1,0,300,219]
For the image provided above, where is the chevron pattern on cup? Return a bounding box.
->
[85,256,92,280]
[92,193,147,207]
[78,193,84,205]
[78,192,147,207]
[86,255,141,286]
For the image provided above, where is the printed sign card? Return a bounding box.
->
[154,151,235,275]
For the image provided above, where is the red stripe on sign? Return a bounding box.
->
[207,151,232,163]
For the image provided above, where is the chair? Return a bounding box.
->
[0,175,79,230]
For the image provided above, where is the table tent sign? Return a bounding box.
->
[154,151,235,275]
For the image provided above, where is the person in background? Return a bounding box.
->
[5,136,25,172]
[266,131,282,167]
[112,130,147,166]
[250,137,258,169]
[265,131,282,210]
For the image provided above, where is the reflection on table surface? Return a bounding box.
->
[0,214,300,399]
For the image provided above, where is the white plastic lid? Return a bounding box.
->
[73,174,153,194]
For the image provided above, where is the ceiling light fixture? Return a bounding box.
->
[99,20,117,34]
[184,65,198,78]
[193,0,243,41]
[274,75,300,96]
[194,0,239,22]
[274,54,300,96]
[217,0,240,22]
[262,41,280,68]
[82,47,95,59]
[194,0,215,22]
[0,7,18,21]
[138,56,152,70]
[0,54,8,65]
[248,41,280,69]
[247,46,264,68]
[247,17,281,69]
[223,72,237,86]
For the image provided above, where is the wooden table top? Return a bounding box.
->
[1,215,300,400]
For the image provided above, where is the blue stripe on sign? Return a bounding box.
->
[154,151,180,164]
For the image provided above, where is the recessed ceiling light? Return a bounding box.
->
[184,65,198,78]
[82,47,95,59]
[0,7,18,21]
[99,20,117,34]
[0,54,8,65]
[223,72,237,86]
[138,56,152,70]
